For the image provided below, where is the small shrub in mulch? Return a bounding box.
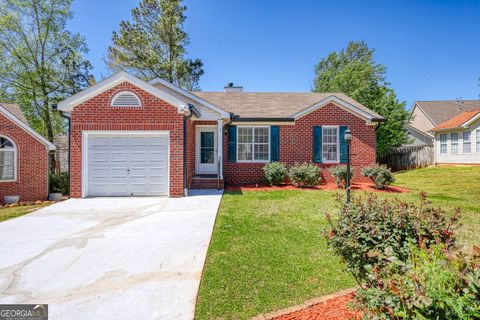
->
[263,162,288,186]
[328,165,354,189]
[361,164,395,190]
[288,163,322,187]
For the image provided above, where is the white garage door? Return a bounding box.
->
[86,133,169,197]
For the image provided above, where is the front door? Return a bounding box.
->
[196,127,217,174]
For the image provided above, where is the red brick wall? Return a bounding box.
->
[224,103,377,185]
[70,81,185,197]
[0,113,49,202]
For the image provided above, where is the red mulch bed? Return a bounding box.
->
[226,182,408,194]
[271,292,361,320]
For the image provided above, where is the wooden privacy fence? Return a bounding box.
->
[380,145,434,172]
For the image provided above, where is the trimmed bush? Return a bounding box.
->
[263,162,288,186]
[288,162,321,187]
[328,165,354,188]
[326,193,459,286]
[49,172,69,195]
[361,164,395,189]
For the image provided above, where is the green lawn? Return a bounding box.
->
[195,166,480,320]
[0,203,49,222]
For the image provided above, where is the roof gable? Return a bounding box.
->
[0,103,28,124]
[58,72,188,112]
[0,105,56,150]
[414,100,480,125]
[431,109,480,132]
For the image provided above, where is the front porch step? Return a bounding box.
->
[190,175,224,190]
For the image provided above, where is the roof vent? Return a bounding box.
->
[224,82,243,93]
[111,91,142,107]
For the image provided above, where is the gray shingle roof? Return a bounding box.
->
[415,100,480,125]
[0,102,28,124]
[192,92,384,120]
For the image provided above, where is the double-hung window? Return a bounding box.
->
[451,132,459,154]
[322,126,339,162]
[463,131,471,154]
[237,127,270,162]
[439,134,447,154]
[0,136,16,181]
[477,130,480,153]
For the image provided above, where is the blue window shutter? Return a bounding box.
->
[228,125,236,162]
[270,126,280,161]
[313,126,322,163]
[339,126,348,163]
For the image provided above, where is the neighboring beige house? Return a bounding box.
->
[410,100,480,135]
[408,100,480,165]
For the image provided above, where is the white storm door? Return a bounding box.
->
[86,133,169,197]
[196,127,217,174]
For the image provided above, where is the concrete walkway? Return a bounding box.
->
[0,190,223,320]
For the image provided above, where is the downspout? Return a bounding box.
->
[52,104,71,199]
[183,109,194,197]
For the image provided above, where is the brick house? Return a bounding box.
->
[0,103,56,202]
[58,72,384,198]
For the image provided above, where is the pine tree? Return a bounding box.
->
[107,0,203,90]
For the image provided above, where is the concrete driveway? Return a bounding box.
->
[0,190,222,320]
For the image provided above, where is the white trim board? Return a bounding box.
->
[58,72,188,113]
[81,130,170,198]
[0,106,56,150]
[292,95,381,124]
[148,77,231,119]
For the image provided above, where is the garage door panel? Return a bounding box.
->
[91,152,108,162]
[111,152,127,162]
[130,151,147,162]
[111,137,127,146]
[87,133,169,197]
[90,137,108,147]
[111,167,129,178]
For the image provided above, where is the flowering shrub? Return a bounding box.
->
[361,164,395,189]
[288,162,321,187]
[326,193,459,286]
[325,193,478,319]
[329,165,354,188]
[356,245,480,319]
[263,162,288,186]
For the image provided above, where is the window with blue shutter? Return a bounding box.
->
[228,125,236,162]
[313,126,322,163]
[270,126,280,161]
[339,126,348,163]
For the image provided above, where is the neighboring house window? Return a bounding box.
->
[237,127,270,162]
[440,134,447,154]
[463,131,471,154]
[451,132,459,154]
[111,91,142,107]
[477,130,480,153]
[322,126,339,162]
[0,136,16,181]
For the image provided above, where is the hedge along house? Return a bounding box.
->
[58,72,385,198]
[0,103,56,202]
